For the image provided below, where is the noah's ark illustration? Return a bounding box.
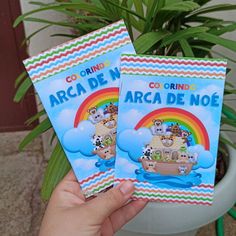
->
[139,124,198,176]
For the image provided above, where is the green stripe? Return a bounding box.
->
[33,42,129,83]
[121,54,227,63]
[122,72,225,80]
[134,192,212,201]
[87,179,114,195]
[25,22,125,66]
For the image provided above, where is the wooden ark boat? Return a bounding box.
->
[92,144,116,160]
[141,159,195,176]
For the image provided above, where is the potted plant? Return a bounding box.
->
[14,0,236,235]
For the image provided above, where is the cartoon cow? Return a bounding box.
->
[92,135,104,150]
[178,165,187,175]
[140,145,153,160]
[150,119,165,135]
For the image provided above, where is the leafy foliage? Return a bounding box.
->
[14,0,236,200]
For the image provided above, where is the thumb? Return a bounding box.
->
[86,181,134,223]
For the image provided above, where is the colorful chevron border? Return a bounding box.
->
[24,20,131,83]
[115,178,214,205]
[121,54,227,80]
[81,169,114,197]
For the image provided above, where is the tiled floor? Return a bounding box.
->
[0,131,235,236]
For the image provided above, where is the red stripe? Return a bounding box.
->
[122,67,225,77]
[26,27,127,70]
[31,37,129,80]
[135,187,213,197]
[121,56,226,67]
[132,196,212,205]
[74,87,119,127]
[80,172,105,185]
[134,108,210,150]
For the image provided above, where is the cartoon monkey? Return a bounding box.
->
[88,107,104,124]
[104,103,118,115]
[170,123,181,136]
[181,130,192,144]
[150,119,165,135]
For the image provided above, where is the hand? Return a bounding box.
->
[39,170,147,236]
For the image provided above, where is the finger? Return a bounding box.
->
[85,181,134,223]
[63,169,78,182]
[57,170,85,201]
[110,200,148,232]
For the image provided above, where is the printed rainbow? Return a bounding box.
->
[74,87,119,127]
[134,107,210,150]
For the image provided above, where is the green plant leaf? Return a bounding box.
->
[197,33,236,53]
[21,25,51,47]
[19,118,52,151]
[15,71,27,88]
[179,39,194,57]
[41,143,71,200]
[192,45,236,63]
[14,2,111,27]
[134,31,170,53]
[25,109,46,126]
[190,4,236,16]
[161,1,200,12]
[14,77,32,102]
[222,104,236,121]
[220,136,236,149]
[160,27,208,47]
[105,0,145,21]
[24,17,102,31]
[209,23,236,36]
[133,0,144,17]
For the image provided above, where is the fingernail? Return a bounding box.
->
[118,181,134,195]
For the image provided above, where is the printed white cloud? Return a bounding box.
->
[56,108,76,130]
[195,84,222,97]
[127,80,149,91]
[73,158,97,170]
[116,157,137,174]
[119,109,144,128]
[47,79,68,94]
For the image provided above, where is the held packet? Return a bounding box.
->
[115,54,227,205]
[24,20,135,197]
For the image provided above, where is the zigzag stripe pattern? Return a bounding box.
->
[24,20,132,83]
[26,29,128,76]
[80,169,114,197]
[132,196,212,206]
[115,178,214,205]
[121,55,227,80]
[30,37,131,82]
[24,20,125,66]
[121,55,227,66]
[121,62,226,72]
